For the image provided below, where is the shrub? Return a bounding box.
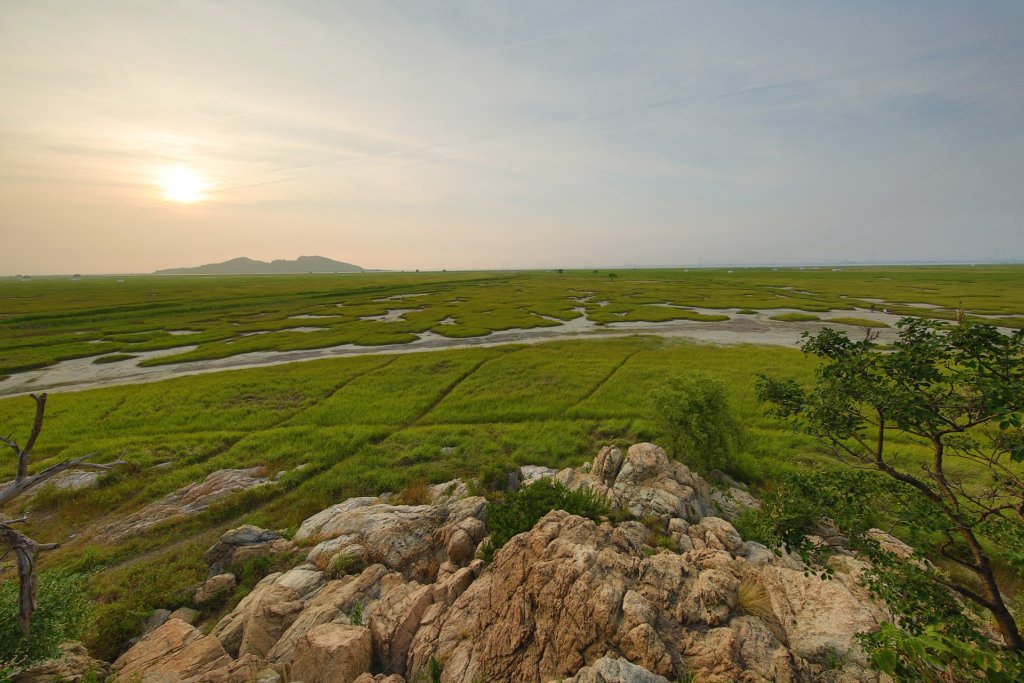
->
[652,372,745,473]
[477,460,519,493]
[0,572,93,673]
[486,478,610,552]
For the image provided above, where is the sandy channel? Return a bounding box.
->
[0,307,947,397]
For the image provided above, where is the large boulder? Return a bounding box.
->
[194,573,237,604]
[204,524,290,575]
[289,623,372,683]
[297,496,487,584]
[109,618,233,682]
[555,443,713,521]
[212,566,325,658]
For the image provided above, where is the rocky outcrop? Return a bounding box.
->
[405,509,883,682]
[555,444,713,521]
[195,573,237,604]
[204,524,292,576]
[290,624,372,683]
[109,443,888,683]
[97,468,270,541]
[109,618,239,682]
[297,495,487,584]
[14,642,108,682]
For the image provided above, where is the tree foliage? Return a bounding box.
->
[653,372,745,473]
[756,318,1024,651]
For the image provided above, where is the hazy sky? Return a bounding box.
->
[2,1,1023,274]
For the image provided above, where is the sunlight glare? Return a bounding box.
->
[158,167,208,203]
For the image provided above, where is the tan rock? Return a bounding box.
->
[194,573,237,604]
[562,656,670,683]
[267,564,393,665]
[298,495,487,583]
[110,618,232,682]
[237,567,326,658]
[592,445,625,486]
[14,642,108,682]
[290,623,372,683]
[170,607,201,625]
[98,468,269,541]
[212,567,324,658]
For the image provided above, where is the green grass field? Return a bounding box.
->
[2,265,1022,377]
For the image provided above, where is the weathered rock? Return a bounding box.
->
[290,624,372,683]
[427,479,469,502]
[555,443,713,522]
[238,567,326,658]
[14,642,108,682]
[104,442,891,683]
[865,528,915,559]
[97,468,270,540]
[563,656,670,683]
[592,445,625,486]
[170,607,202,625]
[194,573,237,604]
[298,496,487,583]
[204,524,287,575]
[519,465,558,484]
[142,608,173,635]
[212,567,325,658]
[267,564,393,665]
[710,486,761,521]
[110,618,232,682]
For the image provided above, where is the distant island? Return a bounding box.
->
[155,255,364,275]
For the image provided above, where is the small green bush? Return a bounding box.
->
[0,572,93,674]
[652,372,746,473]
[486,478,610,552]
[477,460,519,493]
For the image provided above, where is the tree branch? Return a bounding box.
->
[17,393,47,481]
[0,452,125,507]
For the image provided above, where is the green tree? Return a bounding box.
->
[756,318,1024,650]
[653,372,745,473]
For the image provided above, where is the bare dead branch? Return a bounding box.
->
[17,394,48,481]
[0,452,126,507]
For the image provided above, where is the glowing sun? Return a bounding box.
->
[158,167,208,203]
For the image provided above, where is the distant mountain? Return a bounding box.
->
[156,256,364,275]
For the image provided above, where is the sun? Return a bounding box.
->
[158,167,208,203]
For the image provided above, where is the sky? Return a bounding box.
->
[2,1,1023,274]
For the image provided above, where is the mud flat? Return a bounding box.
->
[0,308,939,397]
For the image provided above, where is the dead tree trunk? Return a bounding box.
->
[1,393,125,635]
